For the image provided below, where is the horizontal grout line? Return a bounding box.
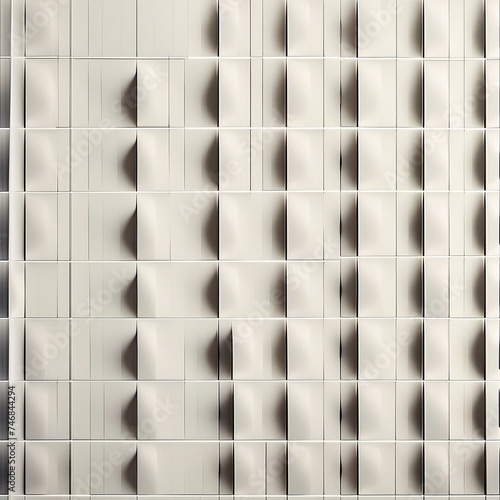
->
[17,380,497,383]
[14,257,491,261]
[6,496,500,498]
[9,439,498,442]
[11,317,494,320]
[13,190,496,194]
[12,56,500,60]
[11,127,500,130]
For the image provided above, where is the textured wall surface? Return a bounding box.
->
[2,0,500,496]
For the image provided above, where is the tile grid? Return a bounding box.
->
[6,0,500,497]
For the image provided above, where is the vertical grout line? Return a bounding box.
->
[7,0,12,496]
[421,0,426,494]
[134,2,138,491]
[354,0,359,494]
[450,0,453,313]
[284,0,288,496]
[68,0,72,492]
[482,2,488,490]
[22,0,26,492]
